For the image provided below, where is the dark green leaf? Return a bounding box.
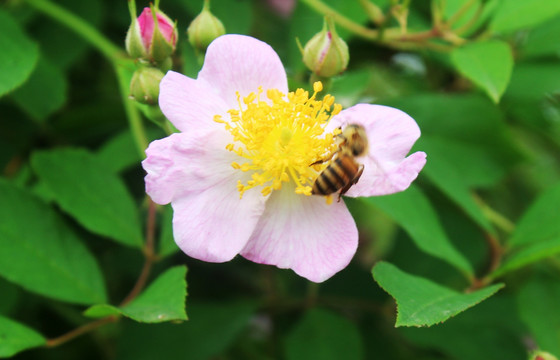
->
[400,295,527,360]
[32,0,102,69]
[505,62,560,101]
[285,308,363,360]
[0,180,107,305]
[492,183,560,278]
[517,278,560,355]
[11,57,67,122]
[490,0,560,34]
[158,205,179,257]
[0,315,46,357]
[84,266,187,323]
[451,40,513,103]
[0,9,39,97]
[116,300,258,360]
[373,262,503,327]
[31,148,143,248]
[365,185,473,276]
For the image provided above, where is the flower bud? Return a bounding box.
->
[187,0,226,52]
[125,0,178,64]
[302,17,349,78]
[130,66,165,105]
[530,351,558,360]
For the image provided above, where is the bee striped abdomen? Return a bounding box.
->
[312,155,360,195]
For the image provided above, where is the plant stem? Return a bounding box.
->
[120,198,158,306]
[115,63,149,157]
[474,195,515,234]
[24,0,149,158]
[300,0,378,40]
[446,0,477,28]
[24,0,123,62]
[45,316,117,348]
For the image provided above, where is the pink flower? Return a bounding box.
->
[142,35,426,282]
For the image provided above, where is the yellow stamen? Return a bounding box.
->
[216,81,341,198]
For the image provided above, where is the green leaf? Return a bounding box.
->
[32,0,102,69]
[451,40,513,103]
[285,308,364,360]
[492,183,560,278]
[84,266,187,323]
[517,278,560,355]
[11,57,67,122]
[490,0,560,34]
[0,9,39,97]
[31,148,143,248]
[365,185,473,276]
[0,180,107,305]
[400,295,527,360]
[0,315,46,357]
[417,137,494,233]
[158,205,179,257]
[116,301,258,360]
[373,262,503,327]
[521,15,560,59]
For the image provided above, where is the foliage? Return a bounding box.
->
[1,0,560,359]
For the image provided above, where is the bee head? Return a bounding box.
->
[341,124,368,157]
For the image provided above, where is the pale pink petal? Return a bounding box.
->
[198,34,289,107]
[327,104,427,197]
[142,129,237,205]
[241,188,358,282]
[171,179,266,263]
[159,71,229,132]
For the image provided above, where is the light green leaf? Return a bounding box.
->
[521,15,560,59]
[285,308,364,360]
[0,9,39,97]
[116,301,258,360]
[373,262,503,327]
[11,57,67,122]
[0,315,46,357]
[451,40,513,103]
[0,180,107,305]
[31,148,143,248]
[492,183,560,278]
[365,185,473,276]
[84,266,187,323]
[490,0,560,34]
[517,278,560,355]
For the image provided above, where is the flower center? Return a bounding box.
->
[214,81,342,198]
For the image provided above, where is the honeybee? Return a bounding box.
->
[311,124,368,201]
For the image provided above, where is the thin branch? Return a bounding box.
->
[120,198,158,306]
[45,316,117,348]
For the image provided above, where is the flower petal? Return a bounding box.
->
[142,129,237,205]
[171,180,266,263]
[198,34,289,107]
[159,71,229,132]
[327,104,427,197]
[241,188,358,282]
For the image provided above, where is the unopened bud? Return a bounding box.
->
[302,17,349,78]
[130,67,165,105]
[530,351,558,360]
[125,0,178,64]
[187,0,226,52]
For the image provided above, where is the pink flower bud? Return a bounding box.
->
[302,17,349,78]
[125,1,178,64]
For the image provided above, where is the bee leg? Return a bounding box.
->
[337,165,364,202]
[310,151,337,166]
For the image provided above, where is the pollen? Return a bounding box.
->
[214,81,342,198]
